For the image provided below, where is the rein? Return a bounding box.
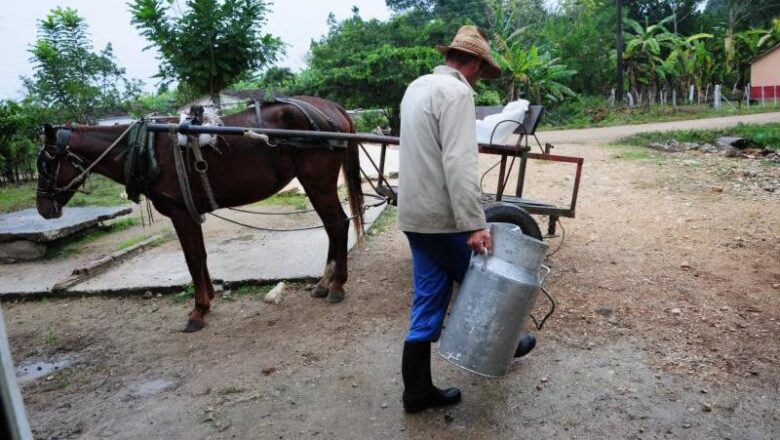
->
[38,122,139,196]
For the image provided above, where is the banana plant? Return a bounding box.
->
[492,33,576,104]
[622,15,679,105]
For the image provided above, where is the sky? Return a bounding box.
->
[0,0,392,100]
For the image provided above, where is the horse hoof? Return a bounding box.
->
[326,291,344,303]
[311,285,329,298]
[183,320,206,333]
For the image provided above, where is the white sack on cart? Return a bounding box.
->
[476,99,529,145]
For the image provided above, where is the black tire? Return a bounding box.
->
[483,203,543,241]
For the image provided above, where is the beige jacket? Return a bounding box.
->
[397,65,486,233]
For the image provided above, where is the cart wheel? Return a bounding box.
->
[484,203,543,241]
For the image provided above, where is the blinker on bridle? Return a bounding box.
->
[36,126,88,197]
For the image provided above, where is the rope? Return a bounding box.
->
[208,194,387,233]
[227,196,351,215]
[55,122,138,194]
[546,218,566,258]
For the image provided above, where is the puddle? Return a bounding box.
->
[16,354,74,384]
[129,378,176,397]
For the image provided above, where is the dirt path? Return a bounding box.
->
[4,118,780,439]
[540,111,780,144]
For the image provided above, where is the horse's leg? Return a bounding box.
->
[169,208,214,332]
[298,168,350,304]
[311,260,335,299]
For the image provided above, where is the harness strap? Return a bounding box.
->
[253,99,263,127]
[54,122,138,194]
[169,127,205,224]
[189,135,220,212]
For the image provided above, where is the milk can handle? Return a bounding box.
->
[530,265,555,331]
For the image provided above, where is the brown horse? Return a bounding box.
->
[36,97,364,332]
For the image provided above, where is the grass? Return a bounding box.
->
[615,122,780,150]
[44,217,140,259]
[366,205,396,238]
[222,284,274,301]
[251,189,309,211]
[115,229,170,252]
[0,174,128,214]
[542,98,780,130]
[171,284,195,303]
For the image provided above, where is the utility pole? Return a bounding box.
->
[616,0,624,104]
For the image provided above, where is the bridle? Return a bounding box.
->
[36,127,88,197]
[36,122,138,197]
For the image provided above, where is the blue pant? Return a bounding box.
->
[404,231,472,343]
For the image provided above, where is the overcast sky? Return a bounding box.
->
[0,0,392,100]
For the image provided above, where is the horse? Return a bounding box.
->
[35,96,364,332]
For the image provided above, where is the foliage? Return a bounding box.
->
[491,8,577,105]
[127,90,181,117]
[543,97,780,129]
[23,7,141,123]
[617,122,780,150]
[353,110,390,133]
[129,0,284,107]
[294,10,449,133]
[541,0,616,95]
[386,0,491,28]
[0,100,45,184]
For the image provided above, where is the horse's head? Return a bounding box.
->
[35,124,87,219]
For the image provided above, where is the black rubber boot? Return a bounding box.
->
[514,334,537,358]
[401,341,461,413]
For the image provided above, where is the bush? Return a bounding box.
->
[353,110,390,133]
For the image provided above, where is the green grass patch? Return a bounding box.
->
[0,175,128,214]
[542,98,780,130]
[0,181,37,214]
[171,284,195,303]
[251,189,309,211]
[44,218,138,259]
[115,229,170,252]
[366,205,396,238]
[223,284,273,301]
[616,123,780,150]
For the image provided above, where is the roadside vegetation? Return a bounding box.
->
[616,123,780,150]
[2,1,779,193]
[0,175,127,214]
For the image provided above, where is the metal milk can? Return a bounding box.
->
[437,222,551,378]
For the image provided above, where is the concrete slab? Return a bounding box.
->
[0,206,132,243]
[66,202,387,294]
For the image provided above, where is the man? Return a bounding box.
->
[398,25,536,413]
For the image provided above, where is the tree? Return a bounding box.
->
[294,11,449,133]
[0,101,48,184]
[626,0,703,35]
[22,7,141,123]
[386,0,492,28]
[623,15,680,104]
[129,0,284,108]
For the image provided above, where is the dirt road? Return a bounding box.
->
[4,116,779,439]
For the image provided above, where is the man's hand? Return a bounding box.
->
[467,228,492,254]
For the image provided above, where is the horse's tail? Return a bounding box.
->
[339,108,364,240]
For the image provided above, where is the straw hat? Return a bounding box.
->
[437,25,501,79]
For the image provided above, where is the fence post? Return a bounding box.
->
[762,86,765,105]
[746,82,750,108]
[689,85,695,103]
[672,88,677,107]
[714,84,721,109]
